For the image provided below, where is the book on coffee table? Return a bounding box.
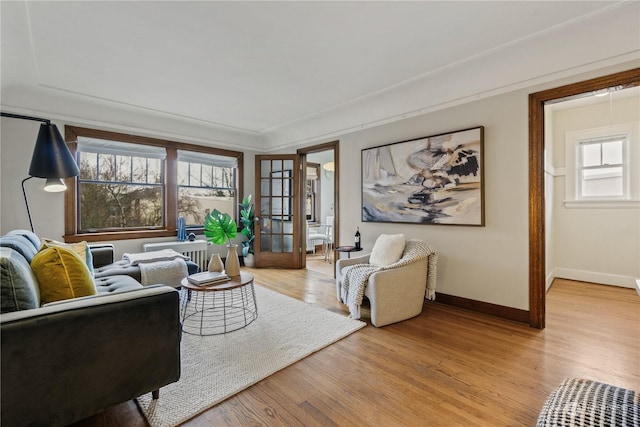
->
[187,271,230,286]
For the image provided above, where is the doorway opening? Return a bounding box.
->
[298,141,339,276]
[528,67,639,329]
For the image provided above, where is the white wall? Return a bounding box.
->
[2,61,638,311]
[547,96,640,288]
[334,89,530,309]
[544,112,556,289]
[1,118,67,240]
[327,63,639,310]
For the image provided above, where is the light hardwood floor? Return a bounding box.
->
[71,273,639,427]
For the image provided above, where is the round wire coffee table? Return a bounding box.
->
[180,272,257,336]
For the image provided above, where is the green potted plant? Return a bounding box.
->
[203,209,240,276]
[239,195,255,267]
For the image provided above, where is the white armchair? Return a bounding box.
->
[336,237,438,327]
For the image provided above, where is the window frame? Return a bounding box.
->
[576,135,628,200]
[64,126,243,243]
[305,162,321,223]
[177,150,238,227]
[564,122,639,209]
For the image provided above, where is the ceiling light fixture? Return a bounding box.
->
[322,161,335,172]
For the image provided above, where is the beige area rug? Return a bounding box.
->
[136,285,366,427]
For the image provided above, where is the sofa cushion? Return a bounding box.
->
[0,235,39,263]
[94,259,143,282]
[94,275,143,294]
[369,234,406,267]
[31,246,97,304]
[7,229,41,249]
[0,247,40,313]
[94,259,199,282]
[41,238,94,277]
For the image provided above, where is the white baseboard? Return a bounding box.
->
[551,268,637,289]
[545,271,555,291]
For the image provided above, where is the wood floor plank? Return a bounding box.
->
[70,274,639,426]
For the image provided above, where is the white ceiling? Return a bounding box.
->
[1,1,639,150]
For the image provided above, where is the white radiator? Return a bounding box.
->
[142,240,208,272]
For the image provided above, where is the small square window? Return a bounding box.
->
[577,136,628,200]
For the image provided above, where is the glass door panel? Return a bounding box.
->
[254,154,301,268]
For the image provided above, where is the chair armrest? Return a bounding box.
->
[366,260,429,327]
[335,254,371,301]
[336,253,371,274]
[1,285,181,427]
[90,243,115,268]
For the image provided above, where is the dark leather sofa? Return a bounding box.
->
[0,230,182,427]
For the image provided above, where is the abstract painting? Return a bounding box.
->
[362,126,484,226]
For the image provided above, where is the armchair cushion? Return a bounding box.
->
[369,234,406,267]
[31,245,97,304]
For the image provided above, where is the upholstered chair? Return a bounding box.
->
[336,234,438,327]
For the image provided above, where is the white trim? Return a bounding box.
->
[565,122,640,204]
[563,199,640,209]
[546,270,555,291]
[77,136,167,159]
[636,279,640,296]
[553,267,637,289]
[177,150,238,168]
[545,165,566,177]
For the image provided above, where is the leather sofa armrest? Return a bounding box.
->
[90,243,115,268]
[1,285,181,427]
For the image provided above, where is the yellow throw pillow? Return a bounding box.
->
[31,246,97,305]
[41,238,94,276]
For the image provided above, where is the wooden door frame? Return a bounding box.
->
[254,154,302,269]
[528,67,640,329]
[297,141,339,270]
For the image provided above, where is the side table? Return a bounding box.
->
[180,271,258,336]
[335,246,364,259]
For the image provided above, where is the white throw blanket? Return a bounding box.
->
[139,258,188,288]
[122,249,190,265]
[122,249,190,287]
[340,239,438,320]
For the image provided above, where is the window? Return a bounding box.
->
[577,136,627,199]
[564,123,639,208]
[177,150,237,226]
[305,163,320,223]
[64,126,243,242]
[77,138,166,231]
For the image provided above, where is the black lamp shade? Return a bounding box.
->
[28,123,79,179]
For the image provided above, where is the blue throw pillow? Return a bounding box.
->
[0,247,40,312]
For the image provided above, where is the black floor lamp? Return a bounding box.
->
[1,112,80,233]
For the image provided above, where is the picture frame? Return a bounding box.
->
[361,126,484,226]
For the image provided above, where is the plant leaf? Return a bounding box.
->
[203,209,237,245]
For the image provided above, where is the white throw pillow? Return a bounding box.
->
[369,234,406,267]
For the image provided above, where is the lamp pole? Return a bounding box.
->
[2,111,79,234]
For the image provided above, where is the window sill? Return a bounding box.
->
[563,200,640,209]
[64,229,179,243]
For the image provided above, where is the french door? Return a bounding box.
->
[253,154,302,268]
